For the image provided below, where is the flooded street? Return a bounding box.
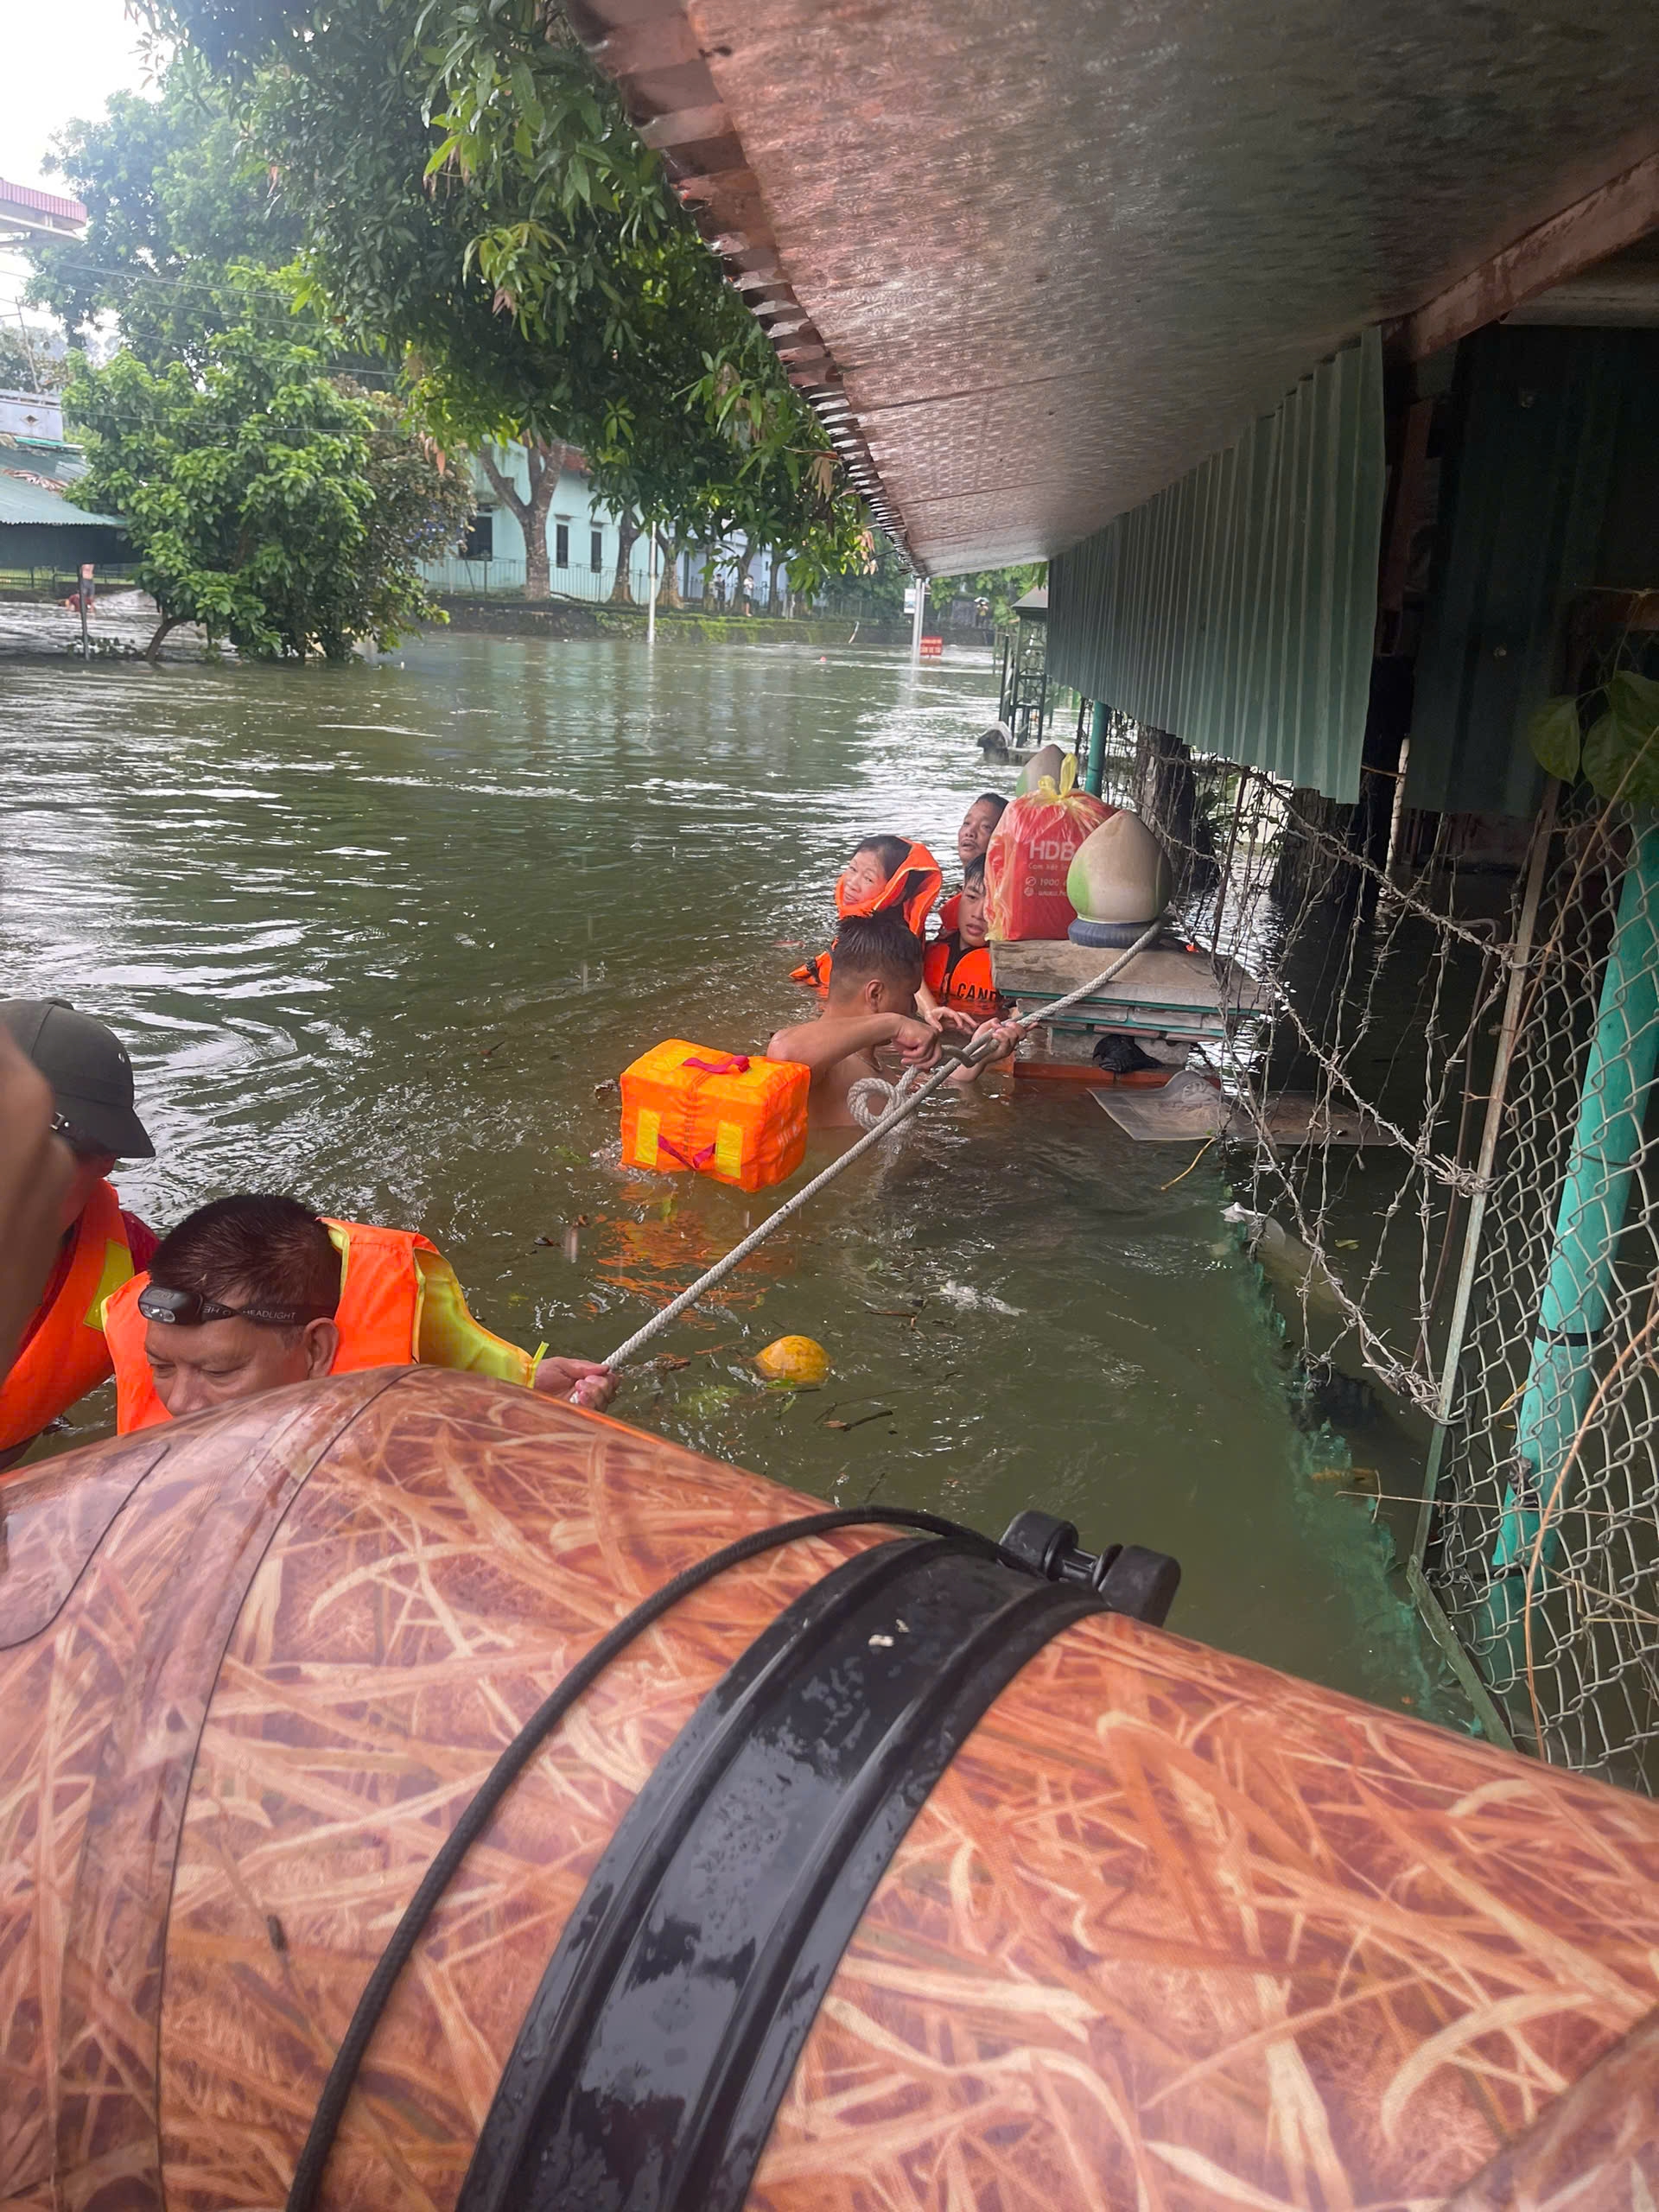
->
[1,632,1445,1710]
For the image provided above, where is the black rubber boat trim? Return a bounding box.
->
[455,1536,1103,2212]
[283,1503,1004,2212]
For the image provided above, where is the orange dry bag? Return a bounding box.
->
[984,758,1113,941]
[620,1042,810,1192]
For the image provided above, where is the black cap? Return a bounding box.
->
[0,998,156,1159]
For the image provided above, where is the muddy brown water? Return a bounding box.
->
[0,632,1452,1714]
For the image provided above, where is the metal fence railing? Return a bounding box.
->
[1429,793,1659,1788]
[1072,709,1658,1790]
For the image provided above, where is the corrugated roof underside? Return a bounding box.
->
[1048,335,1386,803]
[679,0,1658,575]
[0,474,124,529]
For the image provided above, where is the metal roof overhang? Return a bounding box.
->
[574,0,1659,578]
[0,474,131,568]
[0,177,87,245]
[0,475,126,531]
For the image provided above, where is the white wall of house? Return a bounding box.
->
[417,444,796,606]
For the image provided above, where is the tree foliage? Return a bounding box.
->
[139,0,876,586]
[28,54,306,370]
[0,328,68,393]
[1529,668,1659,804]
[66,321,471,658]
[846,543,1044,623]
[949,563,1047,626]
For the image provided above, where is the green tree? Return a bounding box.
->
[944,564,1047,626]
[28,55,306,370]
[66,320,471,658]
[141,0,874,594]
[0,327,68,393]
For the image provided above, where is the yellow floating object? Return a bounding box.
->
[753,1334,830,1386]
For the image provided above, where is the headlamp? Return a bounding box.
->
[137,1283,327,1331]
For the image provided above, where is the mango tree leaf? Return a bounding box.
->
[1527,695,1582,781]
[1581,706,1659,806]
[1593,671,1659,804]
[1609,667,1659,740]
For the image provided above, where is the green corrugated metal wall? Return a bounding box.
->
[1048,332,1386,802]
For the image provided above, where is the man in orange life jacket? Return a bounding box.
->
[0,1000,159,1472]
[922,854,1007,1020]
[0,1030,75,1387]
[101,1193,618,1431]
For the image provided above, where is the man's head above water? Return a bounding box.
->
[824,912,925,1018]
[139,1193,342,1418]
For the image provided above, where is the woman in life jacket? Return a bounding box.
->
[938,792,1007,935]
[923,853,1007,1019]
[790,835,942,994]
[101,1192,615,1433]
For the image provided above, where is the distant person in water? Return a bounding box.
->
[769,913,1016,1131]
[99,1192,617,1431]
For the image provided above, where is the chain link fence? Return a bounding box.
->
[1430,794,1659,1789]
[1081,713,1657,1789]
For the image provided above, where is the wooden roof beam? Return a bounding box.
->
[1391,149,1659,362]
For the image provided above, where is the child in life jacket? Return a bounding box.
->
[769,912,1017,1131]
[790,835,943,995]
[922,855,1006,1019]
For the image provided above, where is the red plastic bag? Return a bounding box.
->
[984,758,1113,940]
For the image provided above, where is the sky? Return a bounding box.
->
[1,0,162,339]
[2,0,159,198]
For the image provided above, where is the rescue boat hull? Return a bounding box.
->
[2,1369,1655,2211]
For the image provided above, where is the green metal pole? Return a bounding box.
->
[1084,701,1108,797]
[1483,814,1659,1675]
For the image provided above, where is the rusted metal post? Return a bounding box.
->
[1414,785,1559,1563]
[1406,785,1558,1750]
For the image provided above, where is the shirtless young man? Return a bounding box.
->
[767,913,1016,1131]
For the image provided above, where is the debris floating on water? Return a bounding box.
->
[822,1405,893,1433]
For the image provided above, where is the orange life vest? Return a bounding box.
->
[791,841,943,992]
[922,934,1003,1014]
[0,1179,135,1457]
[938,890,963,935]
[101,1219,531,1434]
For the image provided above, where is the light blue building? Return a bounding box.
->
[416,443,790,608]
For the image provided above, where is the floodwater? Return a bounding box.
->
[0,633,1449,1713]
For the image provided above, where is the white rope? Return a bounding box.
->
[600,920,1164,1371]
[846,1062,930,1130]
